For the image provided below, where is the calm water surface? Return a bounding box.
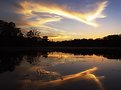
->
[0,50,121,90]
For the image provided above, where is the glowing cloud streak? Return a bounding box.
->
[27,17,62,26]
[87,1,108,21]
[17,0,108,27]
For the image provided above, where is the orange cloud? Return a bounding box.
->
[15,0,108,41]
[17,0,108,27]
[27,17,62,26]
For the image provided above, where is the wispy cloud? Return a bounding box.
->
[27,17,62,27]
[17,0,108,27]
[13,0,108,41]
[31,25,78,41]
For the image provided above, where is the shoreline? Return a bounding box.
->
[0,47,121,51]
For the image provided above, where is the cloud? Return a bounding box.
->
[27,17,62,27]
[17,0,108,27]
[86,0,108,21]
[0,0,108,41]
[24,25,77,41]
[13,0,108,41]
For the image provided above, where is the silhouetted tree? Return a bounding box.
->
[42,36,48,42]
[0,20,121,47]
[0,20,23,39]
[26,28,41,38]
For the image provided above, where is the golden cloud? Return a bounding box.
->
[17,0,108,27]
[35,25,77,41]
[27,17,62,26]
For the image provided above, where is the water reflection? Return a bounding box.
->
[20,67,104,90]
[0,49,121,90]
[0,52,22,73]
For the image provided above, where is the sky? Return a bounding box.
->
[0,0,121,41]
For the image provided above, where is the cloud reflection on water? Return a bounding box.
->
[19,67,105,90]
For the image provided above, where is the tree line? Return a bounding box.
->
[0,20,121,47]
[0,20,48,46]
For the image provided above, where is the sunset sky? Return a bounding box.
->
[0,0,121,41]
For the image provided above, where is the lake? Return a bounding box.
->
[0,48,121,90]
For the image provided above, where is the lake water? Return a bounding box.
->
[0,49,121,90]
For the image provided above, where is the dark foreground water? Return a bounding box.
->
[0,49,121,90]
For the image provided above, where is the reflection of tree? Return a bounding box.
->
[26,51,48,65]
[0,52,22,73]
[0,49,121,74]
[54,49,121,60]
[0,51,49,73]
